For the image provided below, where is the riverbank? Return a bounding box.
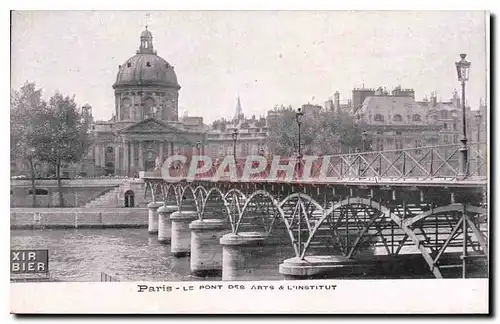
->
[10,208,149,229]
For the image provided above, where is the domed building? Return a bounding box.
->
[83,27,208,177]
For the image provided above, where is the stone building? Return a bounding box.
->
[79,27,207,177]
[354,86,441,152]
[205,97,268,159]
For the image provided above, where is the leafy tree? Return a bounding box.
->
[267,107,372,157]
[10,82,46,207]
[31,92,92,206]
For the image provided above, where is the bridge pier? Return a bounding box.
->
[147,201,163,234]
[279,256,362,280]
[220,232,267,281]
[170,211,198,257]
[189,219,231,277]
[157,205,177,244]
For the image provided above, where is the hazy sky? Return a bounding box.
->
[11,10,488,123]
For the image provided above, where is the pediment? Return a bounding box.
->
[121,118,182,134]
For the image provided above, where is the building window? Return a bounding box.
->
[127,62,132,67]
[440,110,448,119]
[396,131,402,136]
[393,114,403,122]
[374,114,384,122]
[146,62,151,67]
[414,140,422,154]
[106,146,114,154]
[453,123,457,131]
[443,123,448,130]
[412,114,421,121]
[395,139,403,153]
[377,140,384,151]
[443,135,449,144]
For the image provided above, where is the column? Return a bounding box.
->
[138,141,144,171]
[130,141,135,171]
[114,144,120,175]
[170,142,174,156]
[94,145,100,167]
[101,144,106,168]
[159,140,164,161]
[123,141,129,176]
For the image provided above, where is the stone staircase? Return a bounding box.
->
[85,186,122,208]
[84,178,146,208]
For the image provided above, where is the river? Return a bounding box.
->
[10,228,487,282]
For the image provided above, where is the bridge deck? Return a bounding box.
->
[141,175,487,188]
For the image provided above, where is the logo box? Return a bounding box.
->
[10,249,49,274]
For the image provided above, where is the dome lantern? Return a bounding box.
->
[139,26,154,54]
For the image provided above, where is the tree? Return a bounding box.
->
[31,92,92,207]
[10,82,46,207]
[267,107,372,157]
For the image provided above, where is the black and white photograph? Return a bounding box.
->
[8,9,490,314]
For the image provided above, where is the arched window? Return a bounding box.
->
[393,114,403,122]
[412,114,421,121]
[143,97,155,119]
[374,114,385,122]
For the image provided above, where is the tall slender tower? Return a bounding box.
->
[234,95,244,123]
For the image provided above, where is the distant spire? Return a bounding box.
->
[234,95,243,122]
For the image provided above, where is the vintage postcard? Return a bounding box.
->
[9,10,489,314]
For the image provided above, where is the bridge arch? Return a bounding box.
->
[236,190,297,255]
[303,197,448,278]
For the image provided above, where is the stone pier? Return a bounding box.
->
[170,211,198,257]
[147,201,163,234]
[157,205,177,244]
[189,219,231,277]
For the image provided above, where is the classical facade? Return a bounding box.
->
[82,27,207,177]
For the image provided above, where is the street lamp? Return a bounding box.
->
[231,128,238,162]
[196,141,201,156]
[295,108,304,159]
[455,53,471,177]
[361,131,367,152]
[27,147,37,207]
[475,111,482,176]
[295,107,305,259]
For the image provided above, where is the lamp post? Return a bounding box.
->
[295,107,304,259]
[231,128,238,162]
[455,53,471,178]
[196,141,201,156]
[27,147,37,207]
[475,111,482,176]
[295,108,304,160]
[361,131,367,153]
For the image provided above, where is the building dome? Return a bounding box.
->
[113,54,180,89]
[113,27,180,90]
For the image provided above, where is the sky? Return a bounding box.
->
[11,10,488,123]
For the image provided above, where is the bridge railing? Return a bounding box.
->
[146,142,487,183]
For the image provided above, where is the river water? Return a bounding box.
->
[10,228,292,282]
[11,228,487,282]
